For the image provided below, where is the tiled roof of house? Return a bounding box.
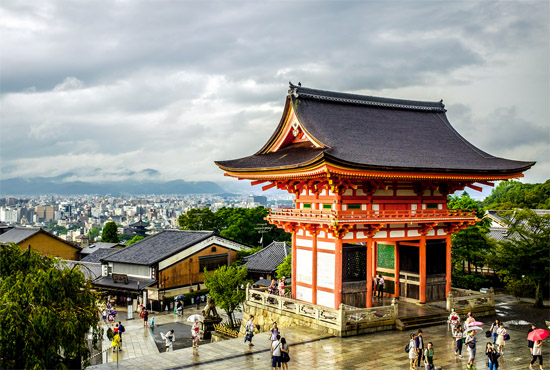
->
[216,84,534,175]
[62,260,103,280]
[80,242,122,255]
[80,248,119,263]
[0,227,40,243]
[101,230,214,265]
[244,241,290,273]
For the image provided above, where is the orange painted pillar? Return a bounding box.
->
[334,238,343,308]
[395,243,400,297]
[312,230,318,305]
[366,238,373,308]
[372,242,377,278]
[445,234,452,296]
[419,236,427,303]
[291,231,297,299]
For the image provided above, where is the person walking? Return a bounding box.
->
[528,323,537,354]
[530,340,544,370]
[377,274,385,298]
[408,333,418,370]
[465,312,475,330]
[278,278,286,297]
[111,332,122,353]
[423,342,434,370]
[373,275,379,296]
[271,334,282,370]
[117,321,125,342]
[415,329,425,367]
[280,337,290,370]
[486,342,500,370]
[192,320,201,348]
[245,315,255,347]
[490,319,500,344]
[496,323,507,354]
[448,308,460,332]
[141,308,149,327]
[270,322,280,344]
[465,329,477,369]
[165,329,175,352]
[453,325,464,358]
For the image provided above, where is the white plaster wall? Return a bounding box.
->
[317,252,335,289]
[317,241,335,251]
[297,229,304,236]
[396,189,416,196]
[374,189,393,196]
[408,229,420,237]
[389,223,404,228]
[374,230,387,238]
[372,204,380,211]
[343,232,353,239]
[390,230,405,238]
[362,204,367,210]
[356,188,367,196]
[411,204,418,210]
[316,290,335,309]
[296,286,312,302]
[356,231,366,239]
[427,229,435,236]
[343,189,354,196]
[296,249,312,284]
[295,237,313,248]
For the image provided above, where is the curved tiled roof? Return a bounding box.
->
[216,84,534,176]
[244,241,290,273]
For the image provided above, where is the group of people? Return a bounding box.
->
[407,329,434,370]
[372,274,385,298]
[268,278,286,297]
[106,321,125,353]
[244,316,290,369]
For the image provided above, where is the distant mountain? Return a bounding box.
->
[0,177,224,196]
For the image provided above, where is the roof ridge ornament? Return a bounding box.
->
[288,81,300,97]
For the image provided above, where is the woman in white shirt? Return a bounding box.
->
[530,340,543,370]
[408,333,418,370]
[495,323,507,354]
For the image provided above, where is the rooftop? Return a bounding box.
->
[244,241,290,273]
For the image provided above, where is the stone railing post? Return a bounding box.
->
[446,291,453,311]
[246,283,250,302]
[489,287,495,306]
[262,293,267,306]
[296,302,301,315]
[278,297,283,311]
[391,298,398,317]
[338,303,345,332]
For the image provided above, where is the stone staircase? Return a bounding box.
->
[395,312,448,331]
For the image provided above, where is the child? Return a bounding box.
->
[423,342,434,370]
[486,342,500,370]
[453,325,464,358]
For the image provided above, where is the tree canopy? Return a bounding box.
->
[178,206,290,246]
[203,265,250,328]
[487,209,550,307]
[101,221,119,243]
[276,251,291,280]
[0,244,102,369]
[482,179,550,210]
[127,235,145,246]
[87,227,100,242]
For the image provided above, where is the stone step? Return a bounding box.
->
[396,314,448,331]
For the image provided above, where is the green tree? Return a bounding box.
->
[46,222,68,235]
[178,208,217,231]
[488,209,550,307]
[203,265,251,328]
[87,227,100,242]
[101,221,119,243]
[482,179,550,210]
[0,244,102,369]
[127,235,145,246]
[233,246,262,266]
[276,250,291,279]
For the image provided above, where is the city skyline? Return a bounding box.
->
[1,1,548,188]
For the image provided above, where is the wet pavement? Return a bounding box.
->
[153,322,194,352]
[88,295,550,369]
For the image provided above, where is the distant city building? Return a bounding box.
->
[247,195,267,207]
[0,227,81,260]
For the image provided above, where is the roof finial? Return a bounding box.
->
[298,82,301,87]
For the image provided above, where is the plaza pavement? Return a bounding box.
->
[90,298,550,370]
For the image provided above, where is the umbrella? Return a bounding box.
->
[468,321,484,327]
[187,314,204,322]
[174,295,186,300]
[466,326,482,332]
[528,329,549,342]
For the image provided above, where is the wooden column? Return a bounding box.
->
[366,238,373,308]
[419,236,427,303]
[395,242,400,297]
[312,229,318,305]
[334,238,343,309]
[291,231,297,299]
[445,234,452,296]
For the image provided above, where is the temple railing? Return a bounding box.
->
[267,208,477,224]
[446,287,495,311]
[246,285,397,333]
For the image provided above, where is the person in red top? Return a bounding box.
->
[192,320,201,348]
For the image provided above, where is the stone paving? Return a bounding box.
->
[90,297,550,370]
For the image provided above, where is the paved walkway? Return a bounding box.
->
[90,297,549,369]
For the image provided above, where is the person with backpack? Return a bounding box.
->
[408,333,418,370]
[423,342,434,370]
[271,334,282,369]
[244,315,255,347]
[117,321,125,341]
[465,329,477,369]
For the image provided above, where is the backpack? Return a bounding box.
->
[119,324,125,333]
[405,343,410,353]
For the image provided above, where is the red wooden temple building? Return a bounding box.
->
[216,83,534,310]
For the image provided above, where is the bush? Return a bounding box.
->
[452,272,493,291]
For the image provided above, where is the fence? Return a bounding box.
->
[446,287,494,311]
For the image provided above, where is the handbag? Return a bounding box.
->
[485,330,491,338]
[282,351,290,362]
[503,333,510,341]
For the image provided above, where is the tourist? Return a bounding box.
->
[106,325,114,341]
[165,329,175,352]
[496,323,507,354]
[464,312,475,330]
[280,337,290,370]
[465,329,477,369]
[453,325,464,358]
[278,278,285,297]
[118,321,125,342]
[415,329,425,366]
[408,333,417,370]
[271,334,282,370]
[270,322,280,343]
[530,340,543,370]
[245,315,255,347]
[177,301,183,317]
[111,332,122,353]
[490,319,500,344]
[448,308,460,332]
[423,342,434,370]
[528,323,536,354]
[141,308,149,327]
[373,275,379,296]
[485,342,500,370]
[268,280,277,295]
[102,309,107,324]
[192,319,201,348]
[377,274,385,298]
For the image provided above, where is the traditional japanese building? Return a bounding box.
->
[216,83,534,310]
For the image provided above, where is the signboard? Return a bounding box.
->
[112,273,129,284]
[377,243,395,269]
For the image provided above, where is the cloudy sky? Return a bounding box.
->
[1,1,548,191]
